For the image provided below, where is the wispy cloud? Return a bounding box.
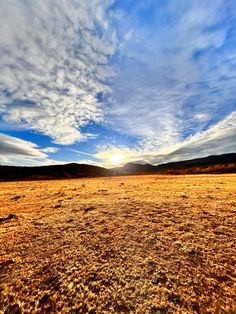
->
[40,147,59,153]
[70,148,95,157]
[0,0,116,144]
[147,111,236,164]
[96,111,236,166]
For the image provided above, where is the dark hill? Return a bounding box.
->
[0,163,110,181]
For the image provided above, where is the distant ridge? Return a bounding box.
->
[118,153,236,174]
[0,153,235,181]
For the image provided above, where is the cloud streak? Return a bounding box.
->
[0,133,63,166]
[0,133,46,158]
[0,133,48,165]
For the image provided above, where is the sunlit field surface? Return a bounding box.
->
[0,175,236,314]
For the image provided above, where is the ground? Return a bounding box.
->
[0,174,236,314]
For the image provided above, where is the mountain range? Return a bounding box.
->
[0,153,235,181]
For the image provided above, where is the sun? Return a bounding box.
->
[110,153,124,165]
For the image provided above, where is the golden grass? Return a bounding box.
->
[0,174,236,314]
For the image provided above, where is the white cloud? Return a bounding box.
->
[194,113,209,121]
[40,147,59,153]
[0,0,116,144]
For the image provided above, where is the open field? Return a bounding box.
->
[0,174,236,314]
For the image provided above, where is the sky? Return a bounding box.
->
[0,0,236,167]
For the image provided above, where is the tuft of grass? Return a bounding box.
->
[58,188,66,196]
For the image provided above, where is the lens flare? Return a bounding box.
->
[110,153,123,165]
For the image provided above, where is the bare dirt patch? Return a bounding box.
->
[0,175,236,313]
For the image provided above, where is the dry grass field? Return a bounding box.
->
[0,174,236,314]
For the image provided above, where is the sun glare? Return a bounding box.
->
[110,153,124,165]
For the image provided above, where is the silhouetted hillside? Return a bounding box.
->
[0,163,110,181]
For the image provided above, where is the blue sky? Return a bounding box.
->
[0,0,236,167]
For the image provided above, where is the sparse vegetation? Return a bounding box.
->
[0,174,235,313]
[164,163,236,175]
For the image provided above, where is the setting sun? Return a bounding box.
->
[110,153,124,165]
